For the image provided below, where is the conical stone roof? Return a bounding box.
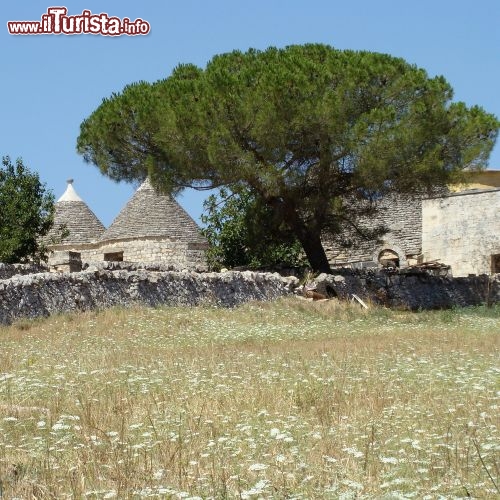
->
[99,178,206,244]
[46,179,105,245]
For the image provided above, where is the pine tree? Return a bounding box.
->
[77,44,499,272]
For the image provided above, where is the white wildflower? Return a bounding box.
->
[51,422,70,431]
[342,479,363,490]
[241,479,270,498]
[248,463,268,472]
[342,446,364,458]
[153,469,164,480]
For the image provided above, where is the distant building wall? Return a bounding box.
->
[323,173,500,270]
[47,237,208,271]
[98,237,208,270]
[323,194,423,268]
[422,189,500,276]
[449,170,500,193]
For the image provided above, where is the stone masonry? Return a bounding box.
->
[323,194,423,269]
[0,264,498,326]
[422,189,500,276]
[46,179,208,270]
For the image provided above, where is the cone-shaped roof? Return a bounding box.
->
[99,178,206,244]
[57,179,83,202]
[46,179,105,245]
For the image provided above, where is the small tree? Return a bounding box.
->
[0,156,55,263]
[201,187,304,270]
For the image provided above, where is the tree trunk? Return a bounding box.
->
[296,229,332,274]
[265,196,332,274]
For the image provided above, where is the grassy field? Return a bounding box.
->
[0,299,498,499]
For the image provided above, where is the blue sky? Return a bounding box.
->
[1,1,499,227]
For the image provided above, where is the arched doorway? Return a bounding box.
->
[373,244,408,269]
[378,249,400,268]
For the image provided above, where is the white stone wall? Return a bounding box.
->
[47,237,208,270]
[422,189,500,276]
[97,238,208,270]
[47,244,101,266]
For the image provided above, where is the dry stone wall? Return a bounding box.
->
[0,263,47,280]
[0,270,290,325]
[311,271,499,310]
[0,266,498,326]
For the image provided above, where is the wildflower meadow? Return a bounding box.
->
[0,299,498,498]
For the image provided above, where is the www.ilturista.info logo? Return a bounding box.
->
[7,7,150,36]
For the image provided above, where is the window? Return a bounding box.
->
[491,254,500,274]
[104,251,123,262]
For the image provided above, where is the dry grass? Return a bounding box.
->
[0,299,498,498]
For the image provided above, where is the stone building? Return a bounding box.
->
[323,170,500,276]
[46,178,208,270]
[46,171,499,277]
[448,170,500,192]
[420,171,500,276]
[46,179,105,245]
[45,179,105,272]
[96,178,208,268]
[323,194,423,270]
[422,187,500,276]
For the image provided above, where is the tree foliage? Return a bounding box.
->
[201,187,304,270]
[0,156,55,263]
[77,44,499,272]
